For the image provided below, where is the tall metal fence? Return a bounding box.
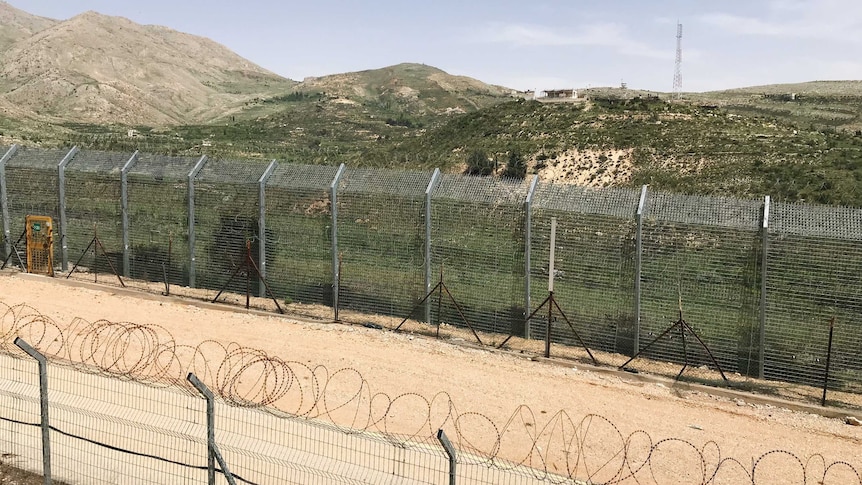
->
[1,145,862,396]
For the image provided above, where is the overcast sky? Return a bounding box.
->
[10,0,862,93]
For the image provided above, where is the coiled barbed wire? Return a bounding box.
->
[0,301,859,484]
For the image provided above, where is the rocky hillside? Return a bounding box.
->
[0,1,56,52]
[0,7,295,125]
[292,63,514,116]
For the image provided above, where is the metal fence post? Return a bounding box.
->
[437,429,456,485]
[330,163,346,321]
[523,175,539,339]
[0,144,17,259]
[187,156,207,288]
[187,373,237,485]
[424,168,442,323]
[14,338,51,485]
[759,195,770,379]
[120,151,139,278]
[633,185,648,355]
[258,160,277,297]
[57,146,79,272]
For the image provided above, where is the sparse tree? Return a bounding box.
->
[502,149,527,179]
[465,149,494,176]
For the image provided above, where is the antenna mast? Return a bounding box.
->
[673,23,683,100]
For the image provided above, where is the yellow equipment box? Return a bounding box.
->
[25,215,54,276]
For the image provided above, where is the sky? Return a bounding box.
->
[9,0,862,93]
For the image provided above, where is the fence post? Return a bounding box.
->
[633,185,648,356]
[258,160,277,297]
[424,168,441,323]
[14,338,51,485]
[187,156,207,288]
[436,429,456,485]
[329,163,346,321]
[759,195,770,379]
[187,373,237,485]
[57,146,79,272]
[0,144,17,259]
[523,175,539,339]
[120,151,139,278]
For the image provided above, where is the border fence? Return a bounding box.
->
[1,145,862,399]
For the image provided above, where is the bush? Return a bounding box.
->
[464,149,495,176]
[502,150,527,179]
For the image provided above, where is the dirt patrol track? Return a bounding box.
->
[1,270,861,483]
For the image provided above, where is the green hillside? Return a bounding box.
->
[7,73,862,207]
[380,96,862,205]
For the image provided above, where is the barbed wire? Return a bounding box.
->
[1,300,859,484]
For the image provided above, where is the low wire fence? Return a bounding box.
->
[1,145,862,403]
[1,304,860,484]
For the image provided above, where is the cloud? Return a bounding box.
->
[474,22,672,60]
[700,0,862,43]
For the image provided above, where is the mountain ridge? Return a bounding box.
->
[0,8,295,125]
[0,1,57,52]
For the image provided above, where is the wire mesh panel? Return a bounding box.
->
[127,154,201,287]
[456,453,575,485]
[48,363,206,484]
[216,403,449,484]
[4,147,68,271]
[337,168,430,319]
[64,150,131,276]
[430,175,530,336]
[765,203,862,393]
[0,352,42,479]
[639,192,762,375]
[530,184,639,354]
[265,164,338,308]
[193,158,269,294]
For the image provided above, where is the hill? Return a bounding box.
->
[692,81,862,134]
[381,96,862,205]
[0,1,56,53]
[54,63,516,162]
[293,62,513,115]
[0,9,295,125]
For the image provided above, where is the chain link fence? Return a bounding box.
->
[192,158,271,293]
[765,202,862,392]
[127,153,201,286]
[1,145,862,400]
[1,147,68,268]
[430,175,529,336]
[639,192,762,375]
[530,183,639,354]
[337,168,429,319]
[264,163,338,310]
[64,150,131,274]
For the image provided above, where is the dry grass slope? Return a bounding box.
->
[0,8,296,125]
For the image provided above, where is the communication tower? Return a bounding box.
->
[673,23,683,99]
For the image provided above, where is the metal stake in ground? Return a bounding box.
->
[212,240,284,314]
[821,316,836,406]
[619,290,728,384]
[497,218,598,365]
[394,263,483,345]
[162,232,173,296]
[0,228,27,270]
[66,223,125,287]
